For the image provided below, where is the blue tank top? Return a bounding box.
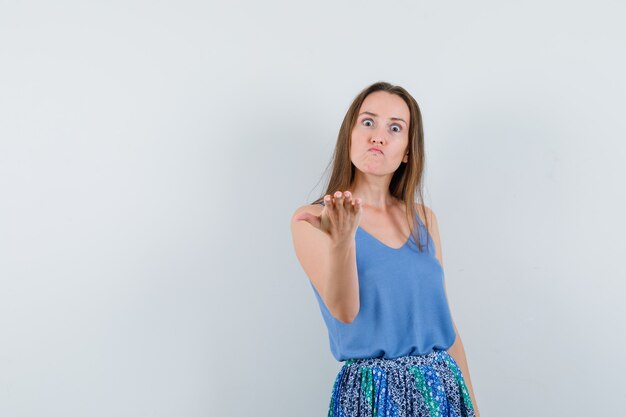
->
[308,200,456,361]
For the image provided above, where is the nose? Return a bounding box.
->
[370,125,390,144]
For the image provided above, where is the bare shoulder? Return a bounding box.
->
[290,203,326,250]
[417,203,444,262]
[291,203,325,235]
[415,203,438,226]
[290,201,330,291]
[291,202,324,219]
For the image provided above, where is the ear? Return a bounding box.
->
[402,152,409,163]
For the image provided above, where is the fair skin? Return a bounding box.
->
[348,91,412,243]
[291,91,480,416]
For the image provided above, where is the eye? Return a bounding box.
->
[361,118,403,133]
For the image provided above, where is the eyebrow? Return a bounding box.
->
[358,111,408,126]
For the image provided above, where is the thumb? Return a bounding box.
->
[294,211,322,230]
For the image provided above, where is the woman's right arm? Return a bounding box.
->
[290,192,362,323]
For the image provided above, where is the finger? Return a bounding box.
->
[343,191,352,209]
[333,190,345,223]
[323,194,335,224]
[333,191,345,212]
[333,190,344,204]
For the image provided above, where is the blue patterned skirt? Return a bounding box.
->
[327,350,475,417]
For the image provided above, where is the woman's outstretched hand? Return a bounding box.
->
[296,191,362,246]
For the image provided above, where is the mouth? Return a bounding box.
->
[368,148,383,154]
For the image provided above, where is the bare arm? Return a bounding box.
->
[324,239,359,323]
[291,192,362,323]
[424,205,481,417]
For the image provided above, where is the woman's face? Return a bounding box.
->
[350,91,410,176]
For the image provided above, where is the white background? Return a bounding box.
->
[1,1,625,416]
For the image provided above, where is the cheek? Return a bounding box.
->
[351,130,368,144]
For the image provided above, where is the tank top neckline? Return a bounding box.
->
[357,225,413,250]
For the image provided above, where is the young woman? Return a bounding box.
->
[291,82,480,417]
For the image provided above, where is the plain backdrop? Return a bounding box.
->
[1,1,625,416]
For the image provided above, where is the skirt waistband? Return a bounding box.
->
[342,350,453,369]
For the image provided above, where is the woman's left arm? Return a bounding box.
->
[447,320,481,417]
[423,205,481,417]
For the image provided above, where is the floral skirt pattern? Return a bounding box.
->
[327,350,475,417]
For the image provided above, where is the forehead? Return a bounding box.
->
[359,91,410,123]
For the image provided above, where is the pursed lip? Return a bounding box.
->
[368,147,383,154]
